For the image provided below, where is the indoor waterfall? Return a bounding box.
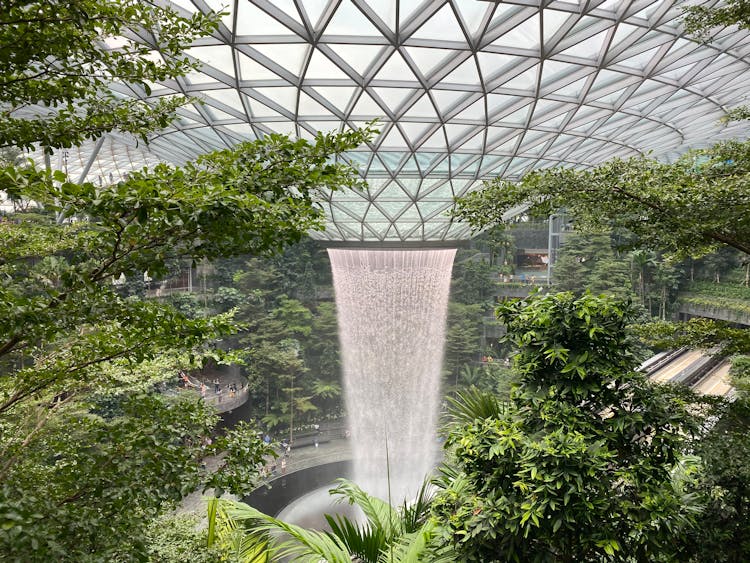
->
[328,248,456,502]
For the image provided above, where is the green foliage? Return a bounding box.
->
[146,513,222,563]
[433,292,708,562]
[680,397,750,562]
[682,0,750,36]
[453,140,750,258]
[0,0,220,149]
[634,318,750,356]
[684,281,750,301]
[443,302,484,381]
[0,393,215,561]
[452,257,497,304]
[210,479,452,563]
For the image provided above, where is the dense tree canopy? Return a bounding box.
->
[433,292,707,562]
[453,140,750,258]
[0,0,219,149]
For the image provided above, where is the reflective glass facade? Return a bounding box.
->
[32,1,750,241]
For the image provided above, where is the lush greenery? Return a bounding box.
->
[0,6,376,552]
[432,292,708,562]
[0,0,220,150]
[207,479,451,563]
[453,140,750,258]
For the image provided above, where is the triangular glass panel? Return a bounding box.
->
[365,207,390,223]
[306,49,350,80]
[454,98,486,121]
[298,92,333,116]
[351,91,383,116]
[398,178,421,197]
[235,1,295,35]
[263,120,296,135]
[399,122,433,144]
[431,89,467,115]
[184,71,216,85]
[207,106,238,121]
[411,4,467,43]
[553,76,589,98]
[379,127,409,149]
[486,94,518,116]
[400,155,419,173]
[311,86,356,111]
[254,87,298,110]
[458,131,485,151]
[486,126,516,145]
[398,0,424,28]
[495,105,531,125]
[223,123,255,138]
[419,129,446,150]
[616,46,660,70]
[420,180,453,199]
[455,1,491,36]
[417,200,448,218]
[375,50,418,82]
[491,13,540,50]
[543,9,570,43]
[300,0,328,28]
[366,155,387,174]
[252,44,308,77]
[333,44,384,76]
[237,51,280,80]
[204,89,243,110]
[414,152,443,171]
[271,0,303,25]
[323,0,381,36]
[477,52,518,81]
[541,60,583,87]
[365,222,391,239]
[246,96,283,118]
[403,94,439,119]
[445,124,473,147]
[441,57,481,86]
[489,134,521,154]
[367,0,397,31]
[404,46,451,78]
[500,65,538,91]
[610,22,641,51]
[559,29,609,60]
[187,45,236,76]
[373,87,414,114]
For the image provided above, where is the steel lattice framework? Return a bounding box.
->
[32,0,750,242]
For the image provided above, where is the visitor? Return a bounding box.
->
[200,382,207,397]
[213,378,220,393]
[263,434,271,445]
[280,457,287,475]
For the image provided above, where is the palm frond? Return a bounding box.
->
[221,500,352,563]
[329,479,402,540]
[325,513,385,563]
[377,521,453,563]
[444,387,505,429]
[399,480,434,533]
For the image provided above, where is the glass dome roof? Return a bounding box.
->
[33,0,750,242]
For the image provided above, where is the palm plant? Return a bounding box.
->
[206,479,453,562]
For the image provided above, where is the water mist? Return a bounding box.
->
[328,248,456,502]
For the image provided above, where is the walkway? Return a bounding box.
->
[178,437,353,517]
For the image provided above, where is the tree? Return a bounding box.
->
[453,140,750,258]
[432,292,707,562]
[0,0,219,149]
[0,127,375,559]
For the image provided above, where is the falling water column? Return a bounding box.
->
[328,248,456,502]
